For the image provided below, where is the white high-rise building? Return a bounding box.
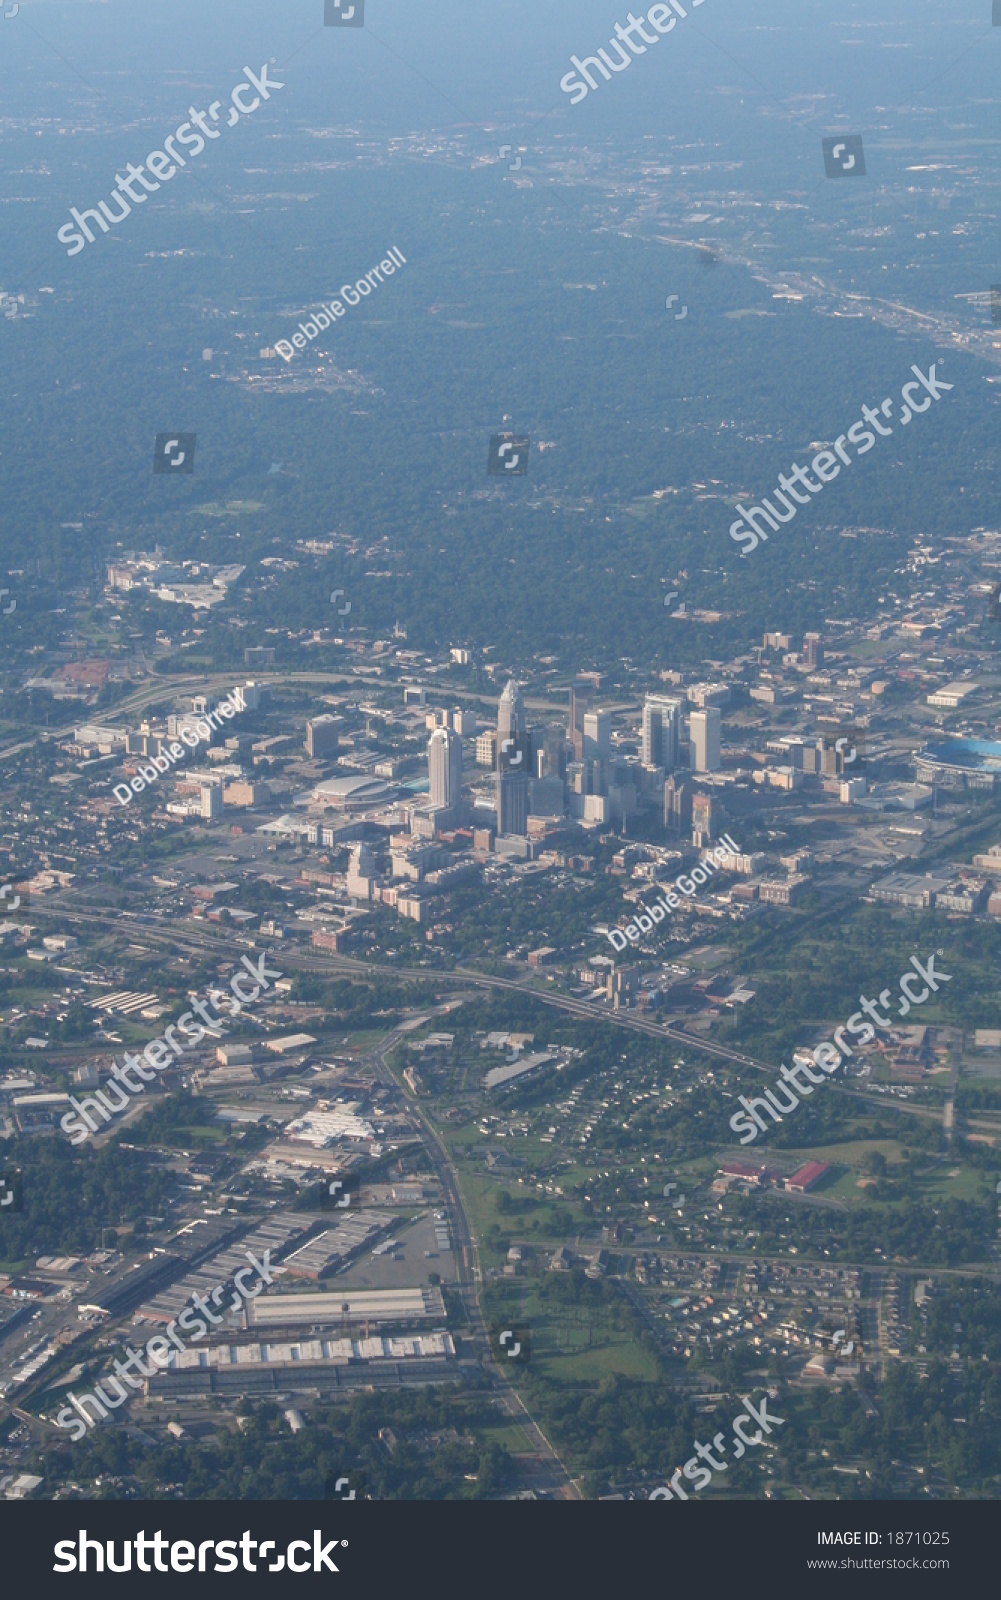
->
[428,726,462,808]
[498,678,526,740]
[346,842,378,902]
[497,679,528,834]
[583,709,611,760]
[642,695,681,771]
[689,707,721,774]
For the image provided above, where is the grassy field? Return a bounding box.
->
[480,1421,536,1454]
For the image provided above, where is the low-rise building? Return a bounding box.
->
[927,681,979,710]
[871,872,948,910]
[785,1161,829,1193]
[759,876,809,907]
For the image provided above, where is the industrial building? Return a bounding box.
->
[247,1284,445,1331]
[139,1215,319,1327]
[282,1213,389,1280]
[144,1333,458,1399]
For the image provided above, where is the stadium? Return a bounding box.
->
[914,737,1001,790]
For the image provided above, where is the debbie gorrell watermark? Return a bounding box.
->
[114,683,247,807]
[60,953,282,1146]
[274,248,407,362]
[605,835,741,951]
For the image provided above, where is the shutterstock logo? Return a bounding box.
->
[325,0,364,23]
[53,1529,347,1574]
[833,724,866,775]
[322,1179,353,1210]
[0,880,27,914]
[490,1322,530,1365]
[0,1167,23,1212]
[154,433,195,474]
[325,1469,366,1501]
[823,135,866,177]
[496,732,531,775]
[728,362,954,556]
[488,434,529,476]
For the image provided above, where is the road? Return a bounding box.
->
[44,903,956,1150]
[0,668,585,764]
[366,1026,582,1499]
[42,899,778,1075]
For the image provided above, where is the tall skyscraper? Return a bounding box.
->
[664,774,692,834]
[569,679,592,762]
[306,715,339,759]
[498,771,529,836]
[428,726,462,808]
[346,842,378,902]
[692,791,716,846]
[497,679,528,835]
[689,707,722,774]
[498,678,526,741]
[802,632,824,669]
[538,723,567,781]
[583,709,611,760]
[642,695,681,771]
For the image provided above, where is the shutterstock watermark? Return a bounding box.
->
[649,1391,784,1499]
[0,880,28,916]
[729,363,955,556]
[54,1530,344,1575]
[729,953,951,1145]
[561,2,709,105]
[60,954,282,1146]
[490,1323,531,1365]
[487,434,530,476]
[326,0,363,23]
[153,433,195,475]
[325,1470,365,1501]
[54,1247,275,1440]
[322,1179,354,1210]
[274,247,407,362]
[822,135,865,178]
[57,65,285,257]
[606,835,741,951]
[834,725,866,774]
[114,683,248,807]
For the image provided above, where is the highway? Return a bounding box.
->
[0,667,584,765]
[28,898,583,1495]
[357,1022,582,1498]
[41,897,777,1074]
[33,895,954,1138]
